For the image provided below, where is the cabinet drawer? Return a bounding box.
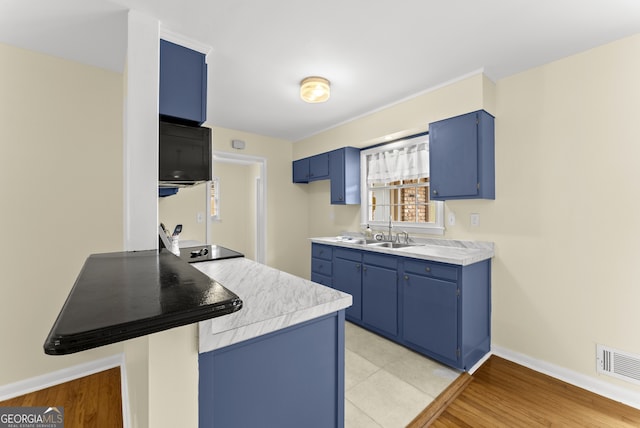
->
[311,273,332,288]
[363,252,397,269]
[312,244,332,261]
[402,259,458,281]
[312,258,332,276]
[334,248,362,262]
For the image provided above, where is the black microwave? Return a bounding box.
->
[159,120,212,187]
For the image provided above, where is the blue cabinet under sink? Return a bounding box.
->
[311,243,491,370]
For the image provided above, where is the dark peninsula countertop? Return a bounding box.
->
[44,249,242,355]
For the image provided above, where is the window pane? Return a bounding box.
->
[399,204,415,222]
[416,186,429,204]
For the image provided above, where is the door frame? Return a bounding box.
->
[208,152,267,264]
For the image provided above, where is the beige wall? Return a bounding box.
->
[0,43,125,383]
[159,184,208,244]
[488,33,640,391]
[210,128,307,276]
[210,161,257,260]
[294,34,640,395]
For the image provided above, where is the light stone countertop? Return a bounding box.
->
[196,257,352,354]
[311,236,494,266]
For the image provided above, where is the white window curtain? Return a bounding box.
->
[366,142,429,185]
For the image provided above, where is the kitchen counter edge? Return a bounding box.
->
[196,257,352,354]
[310,237,494,266]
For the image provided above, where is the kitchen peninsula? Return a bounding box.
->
[195,257,352,428]
[44,248,351,428]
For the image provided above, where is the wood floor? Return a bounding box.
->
[0,367,123,428]
[409,355,640,427]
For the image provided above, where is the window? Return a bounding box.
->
[360,134,444,234]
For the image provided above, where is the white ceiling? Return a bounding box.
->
[2,0,640,141]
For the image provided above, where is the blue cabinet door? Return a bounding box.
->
[402,273,458,363]
[293,154,328,182]
[330,147,360,205]
[293,158,310,183]
[159,39,207,124]
[199,312,345,428]
[309,153,329,180]
[362,264,397,336]
[333,257,362,320]
[429,110,495,200]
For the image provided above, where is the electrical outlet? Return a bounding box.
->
[470,213,480,226]
[448,212,456,226]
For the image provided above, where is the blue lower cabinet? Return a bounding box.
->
[311,244,491,371]
[311,244,333,287]
[399,258,490,370]
[199,311,345,428]
[333,250,362,321]
[402,273,458,364]
[362,254,398,336]
[311,272,332,287]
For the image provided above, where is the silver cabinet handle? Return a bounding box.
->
[425,266,431,272]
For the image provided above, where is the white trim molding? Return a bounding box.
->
[211,151,267,264]
[492,345,640,410]
[0,354,130,427]
[159,28,213,58]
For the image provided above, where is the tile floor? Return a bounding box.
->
[345,322,460,428]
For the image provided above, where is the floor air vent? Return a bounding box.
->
[596,344,640,385]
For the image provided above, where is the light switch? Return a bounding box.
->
[470,213,480,226]
[448,212,456,226]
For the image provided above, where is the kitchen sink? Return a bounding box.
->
[367,241,416,249]
[343,237,420,249]
[350,239,381,245]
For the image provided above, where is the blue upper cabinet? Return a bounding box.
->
[292,153,329,183]
[310,153,330,180]
[429,110,495,200]
[293,147,360,205]
[159,39,208,125]
[292,158,310,183]
[329,147,360,205]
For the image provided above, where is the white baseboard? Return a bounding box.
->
[492,345,640,410]
[0,353,130,428]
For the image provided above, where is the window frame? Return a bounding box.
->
[360,134,444,235]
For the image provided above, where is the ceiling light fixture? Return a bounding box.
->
[300,76,330,103]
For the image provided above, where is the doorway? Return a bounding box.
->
[207,152,266,264]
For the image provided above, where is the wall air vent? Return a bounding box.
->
[596,344,640,386]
